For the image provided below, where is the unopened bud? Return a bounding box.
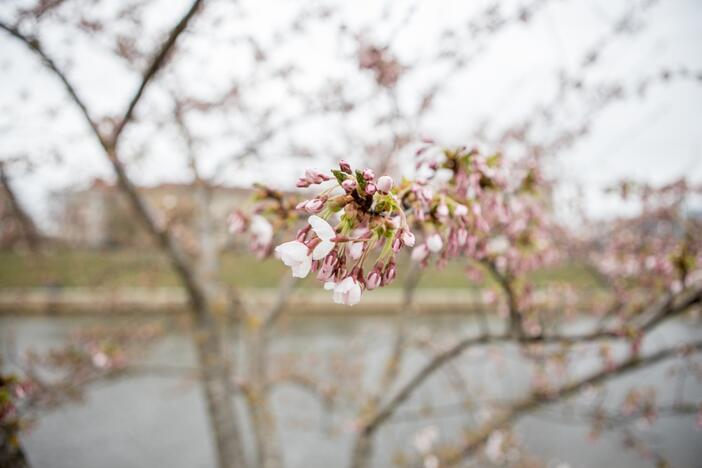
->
[342,179,357,192]
[377,175,394,193]
[339,160,352,174]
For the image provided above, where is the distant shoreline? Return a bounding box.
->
[0,286,604,317]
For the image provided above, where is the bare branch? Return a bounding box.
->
[359,282,702,438]
[111,0,205,146]
[262,274,299,330]
[0,161,42,251]
[0,21,108,150]
[443,340,702,465]
[483,260,524,338]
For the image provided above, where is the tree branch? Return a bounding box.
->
[359,282,702,438]
[0,21,108,150]
[111,0,204,146]
[483,260,525,339]
[442,340,702,465]
[0,161,42,251]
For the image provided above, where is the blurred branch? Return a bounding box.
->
[0,161,42,251]
[356,282,702,443]
[111,0,204,146]
[442,340,702,465]
[262,274,299,330]
[483,260,524,339]
[0,21,107,149]
[0,4,250,468]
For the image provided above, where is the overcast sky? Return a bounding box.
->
[1,0,701,228]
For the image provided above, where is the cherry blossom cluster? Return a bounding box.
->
[228,144,561,306]
[402,144,559,279]
[227,185,298,258]
[587,179,702,296]
[0,374,34,432]
[1,323,164,439]
[275,161,415,305]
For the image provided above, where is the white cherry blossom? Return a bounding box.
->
[275,241,312,278]
[308,215,336,260]
[332,276,362,306]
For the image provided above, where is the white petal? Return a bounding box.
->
[324,281,337,290]
[251,215,273,244]
[275,241,308,265]
[308,215,335,241]
[347,284,362,306]
[427,234,443,253]
[411,244,430,262]
[312,240,335,260]
[335,276,355,294]
[290,256,312,278]
[434,168,454,184]
[348,242,364,260]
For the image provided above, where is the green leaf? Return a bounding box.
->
[331,169,347,185]
[355,169,367,191]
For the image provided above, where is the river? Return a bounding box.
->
[2,314,701,468]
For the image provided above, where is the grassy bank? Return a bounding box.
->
[0,249,598,290]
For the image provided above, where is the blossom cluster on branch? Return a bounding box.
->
[229,144,560,306]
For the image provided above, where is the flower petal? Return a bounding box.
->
[347,283,362,306]
[308,215,335,241]
[290,256,312,278]
[275,241,308,265]
[312,240,335,260]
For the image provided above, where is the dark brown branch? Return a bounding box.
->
[0,162,42,251]
[111,0,204,146]
[483,260,524,339]
[1,7,249,468]
[0,21,108,150]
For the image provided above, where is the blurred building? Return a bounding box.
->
[53,178,255,249]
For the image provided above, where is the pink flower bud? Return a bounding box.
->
[311,259,321,272]
[456,228,468,247]
[362,168,375,181]
[339,160,352,174]
[317,263,334,281]
[377,175,394,193]
[348,241,364,260]
[392,236,402,252]
[295,200,308,211]
[304,169,330,184]
[411,244,430,262]
[227,210,247,234]
[454,204,468,217]
[401,230,415,247]
[382,261,397,286]
[427,233,443,253]
[305,198,325,214]
[296,225,311,242]
[342,179,357,192]
[366,270,382,290]
[296,178,310,188]
[365,183,377,195]
[323,251,338,268]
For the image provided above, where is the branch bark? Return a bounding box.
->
[1,4,248,467]
[352,282,702,466]
[0,162,42,251]
[442,340,702,465]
